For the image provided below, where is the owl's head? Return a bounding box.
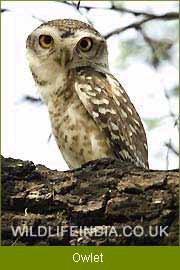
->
[26,19,109,80]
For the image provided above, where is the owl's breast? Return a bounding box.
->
[48,91,114,168]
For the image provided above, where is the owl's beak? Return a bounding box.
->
[59,49,71,68]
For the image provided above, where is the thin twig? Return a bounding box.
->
[166,138,171,169]
[139,27,177,124]
[62,1,177,18]
[61,0,93,25]
[1,8,10,13]
[104,12,179,39]
[110,4,165,17]
[23,95,42,104]
[76,0,80,10]
[32,15,47,23]
[48,133,52,143]
[165,141,179,156]
[139,26,178,169]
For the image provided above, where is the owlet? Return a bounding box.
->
[26,19,149,169]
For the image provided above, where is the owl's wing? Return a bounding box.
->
[74,68,149,168]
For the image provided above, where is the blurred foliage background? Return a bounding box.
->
[1,1,179,170]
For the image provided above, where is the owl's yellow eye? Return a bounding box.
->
[79,37,93,52]
[39,35,54,49]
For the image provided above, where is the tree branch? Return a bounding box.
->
[62,1,177,18]
[104,12,179,39]
[1,156,179,246]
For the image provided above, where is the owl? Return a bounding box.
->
[26,19,149,169]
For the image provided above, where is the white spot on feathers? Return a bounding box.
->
[130,124,137,134]
[111,122,119,131]
[127,107,133,115]
[120,149,130,159]
[92,111,99,118]
[112,133,119,140]
[121,109,128,118]
[144,143,148,150]
[95,86,102,93]
[134,119,140,127]
[87,91,97,97]
[92,98,109,105]
[98,107,116,115]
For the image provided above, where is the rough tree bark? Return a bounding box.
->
[1,156,179,246]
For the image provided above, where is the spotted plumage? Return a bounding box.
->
[26,19,149,169]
